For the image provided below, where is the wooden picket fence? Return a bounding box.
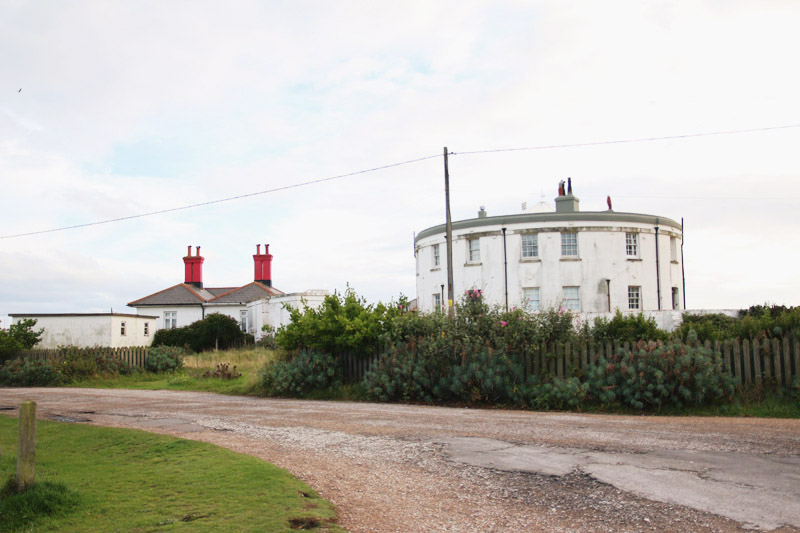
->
[339,335,800,387]
[17,346,150,369]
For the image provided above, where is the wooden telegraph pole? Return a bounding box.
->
[444,147,455,318]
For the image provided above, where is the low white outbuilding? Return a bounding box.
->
[415,181,684,314]
[9,313,158,348]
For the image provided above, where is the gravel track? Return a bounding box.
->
[1,388,798,532]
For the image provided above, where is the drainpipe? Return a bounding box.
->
[654,226,662,310]
[501,227,509,312]
[681,217,686,310]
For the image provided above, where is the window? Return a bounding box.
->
[432,244,440,267]
[468,238,480,262]
[626,232,639,257]
[670,237,678,262]
[432,293,442,310]
[523,287,540,311]
[672,287,680,310]
[562,286,580,310]
[521,234,538,258]
[164,311,177,329]
[561,233,578,256]
[240,310,248,333]
[628,286,641,310]
[120,321,127,336]
[144,322,150,336]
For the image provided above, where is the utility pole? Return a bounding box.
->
[444,147,455,318]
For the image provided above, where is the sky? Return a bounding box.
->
[2,0,800,327]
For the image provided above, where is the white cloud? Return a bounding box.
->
[1,0,799,324]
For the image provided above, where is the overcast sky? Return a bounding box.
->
[2,0,799,327]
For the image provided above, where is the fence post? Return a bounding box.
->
[783,336,793,387]
[753,339,762,384]
[742,339,751,385]
[17,401,37,490]
[732,340,741,383]
[772,338,782,385]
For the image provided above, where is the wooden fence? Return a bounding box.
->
[17,346,150,369]
[339,336,800,387]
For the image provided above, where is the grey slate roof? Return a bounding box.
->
[128,282,283,307]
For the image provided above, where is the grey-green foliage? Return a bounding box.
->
[584,339,736,410]
[260,350,341,396]
[145,346,185,373]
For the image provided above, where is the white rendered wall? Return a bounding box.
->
[12,315,156,348]
[248,291,330,340]
[416,215,683,314]
[133,305,204,331]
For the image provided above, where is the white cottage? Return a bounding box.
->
[415,180,684,315]
[128,244,327,339]
[9,313,158,348]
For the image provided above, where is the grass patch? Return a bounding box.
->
[69,347,280,396]
[0,415,343,532]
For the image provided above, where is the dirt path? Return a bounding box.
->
[1,388,798,532]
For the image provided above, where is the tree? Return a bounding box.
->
[0,318,44,361]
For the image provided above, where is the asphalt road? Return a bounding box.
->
[1,388,798,532]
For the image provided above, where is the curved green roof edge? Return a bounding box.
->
[415,211,682,243]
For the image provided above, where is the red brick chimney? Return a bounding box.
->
[183,245,204,289]
[253,244,273,287]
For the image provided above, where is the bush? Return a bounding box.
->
[584,337,736,410]
[0,319,43,362]
[363,343,451,403]
[260,350,341,396]
[674,305,800,342]
[153,313,246,352]
[588,311,669,343]
[446,348,525,405]
[146,346,185,373]
[0,358,62,387]
[527,377,589,410]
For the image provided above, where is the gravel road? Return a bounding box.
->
[1,388,798,532]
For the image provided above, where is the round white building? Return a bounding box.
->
[415,184,684,314]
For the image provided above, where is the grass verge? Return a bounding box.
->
[0,415,343,532]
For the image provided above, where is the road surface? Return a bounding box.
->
[1,388,798,532]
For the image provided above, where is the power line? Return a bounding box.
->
[3,122,799,240]
[0,153,441,240]
[453,123,800,155]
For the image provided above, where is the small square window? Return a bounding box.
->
[144,322,150,336]
[523,287,540,311]
[120,322,127,336]
[626,232,639,257]
[562,286,580,310]
[561,233,578,256]
[628,286,641,310]
[468,238,480,262]
[432,244,440,267]
[521,234,538,258]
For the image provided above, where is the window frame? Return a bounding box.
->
[144,322,150,336]
[240,310,248,333]
[523,287,540,311]
[625,232,639,258]
[562,286,580,310]
[521,234,538,259]
[628,286,641,310]
[164,311,177,330]
[432,292,442,311]
[120,321,127,336]
[561,232,578,257]
[432,243,441,268]
[468,238,480,263]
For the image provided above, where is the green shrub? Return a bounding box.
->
[0,319,43,363]
[0,358,62,387]
[363,343,452,403]
[153,313,246,353]
[584,338,736,410]
[674,305,800,342]
[145,346,185,373]
[446,348,525,405]
[527,376,589,410]
[588,311,669,343]
[260,350,341,396]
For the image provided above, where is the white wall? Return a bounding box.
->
[248,291,330,340]
[416,216,683,314]
[12,314,157,348]
[134,305,204,331]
